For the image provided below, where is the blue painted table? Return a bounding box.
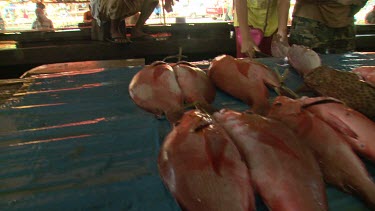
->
[1,53,374,210]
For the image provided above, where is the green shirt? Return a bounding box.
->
[234,0,278,37]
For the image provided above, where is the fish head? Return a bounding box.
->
[269,96,303,117]
[287,45,321,76]
[268,96,315,133]
[213,109,264,135]
[174,109,212,133]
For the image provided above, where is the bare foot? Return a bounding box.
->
[108,32,130,44]
[131,28,155,41]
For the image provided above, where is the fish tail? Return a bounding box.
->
[355,179,375,210]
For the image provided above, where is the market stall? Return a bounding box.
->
[0,53,375,210]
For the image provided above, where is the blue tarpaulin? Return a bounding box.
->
[1,53,375,210]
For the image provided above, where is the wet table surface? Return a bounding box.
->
[1,53,375,210]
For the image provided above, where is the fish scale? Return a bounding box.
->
[304,66,375,119]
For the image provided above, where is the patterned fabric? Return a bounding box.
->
[289,16,356,54]
[293,0,367,28]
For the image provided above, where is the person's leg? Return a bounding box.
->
[131,0,158,39]
[110,18,122,38]
[329,24,356,54]
[234,27,247,58]
[289,16,330,54]
[109,18,129,43]
[99,0,129,43]
[289,17,320,52]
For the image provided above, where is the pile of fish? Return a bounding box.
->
[128,51,375,210]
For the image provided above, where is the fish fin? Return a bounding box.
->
[203,125,228,176]
[281,68,290,82]
[273,67,282,82]
[257,129,299,159]
[319,112,358,140]
[275,85,299,99]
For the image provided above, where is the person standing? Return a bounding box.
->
[83,5,94,23]
[32,2,54,31]
[234,0,290,57]
[289,0,368,54]
[91,0,175,43]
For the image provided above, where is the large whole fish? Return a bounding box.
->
[301,96,375,162]
[287,45,375,119]
[158,109,255,211]
[213,109,327,211]
[172,61,216,105]
[208,55,281,115]
[129,61,184,123]
[268,96,375,209]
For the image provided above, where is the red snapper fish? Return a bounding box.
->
[158,109,255,211]
[208,55,281,115]
[301,96,375,162]
[213,109,327,211]
[352,66,375,86]
[268,96,375,209]
[129,61,184,123]
[172,61,216,105]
